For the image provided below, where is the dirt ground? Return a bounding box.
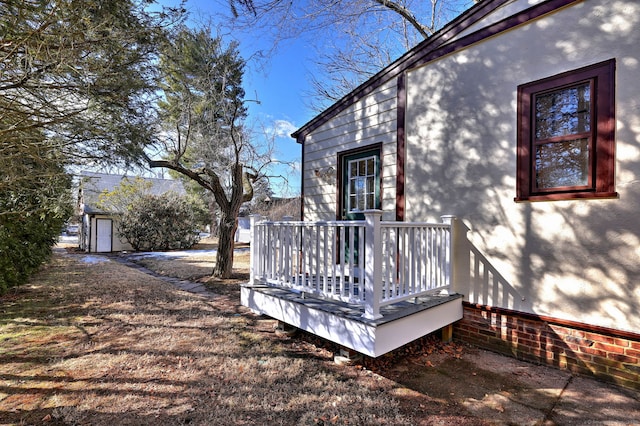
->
[1,242,639,425]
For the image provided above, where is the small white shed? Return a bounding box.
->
[77,172,185,253]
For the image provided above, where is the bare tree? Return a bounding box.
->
[227,0,476,109]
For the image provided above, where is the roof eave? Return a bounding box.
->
[291,0,511,144]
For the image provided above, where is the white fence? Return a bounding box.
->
[250,210,454,319]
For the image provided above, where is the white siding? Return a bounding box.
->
[87,214,134,252]
[404,0,640,332]
[303,80,398,221]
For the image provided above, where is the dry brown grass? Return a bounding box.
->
[6,242,635,425]
[0,251,419,425]
[124,239,250,297]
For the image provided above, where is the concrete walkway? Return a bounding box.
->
[441,348,640,425]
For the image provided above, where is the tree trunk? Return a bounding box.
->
[208,199,219,237]
[146,160,253,279]
[212,212,238,278]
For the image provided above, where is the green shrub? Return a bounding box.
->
[118,193,200,251]
[0,166,72,294]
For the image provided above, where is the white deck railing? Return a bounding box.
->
[249,210,455,320]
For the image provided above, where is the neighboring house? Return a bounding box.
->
[234,197,301,242]
[235,217,251,243]
[76,172,185,252]
[243,0,640,389]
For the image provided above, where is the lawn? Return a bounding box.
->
[0,247,486,425]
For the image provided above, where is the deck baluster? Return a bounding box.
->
[249,213,456,315]
[362,210,383,320]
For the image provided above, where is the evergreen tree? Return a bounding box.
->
[0,0,183,289]
[148,26,269,278]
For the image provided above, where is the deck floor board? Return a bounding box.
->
[242,284,463,327]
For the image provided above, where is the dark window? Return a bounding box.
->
[337,144,382,220]
[516,60,616,201]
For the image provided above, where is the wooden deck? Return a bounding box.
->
[241,284,463,357]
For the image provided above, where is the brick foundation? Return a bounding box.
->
[454,303,640,391]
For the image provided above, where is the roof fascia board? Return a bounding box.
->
[402,0,581,72]
[293,0,579,143]
[292,0,509,143]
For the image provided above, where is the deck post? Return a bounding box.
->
[363,210,383,320]
[282,216,293,284]
[440,215,457,294]
[441,324,454,342]
[249,215,261,284]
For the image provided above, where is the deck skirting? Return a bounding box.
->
[241,284,463,357]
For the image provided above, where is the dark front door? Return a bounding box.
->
[339,147,381,265]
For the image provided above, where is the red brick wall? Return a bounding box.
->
[454,303,640,391]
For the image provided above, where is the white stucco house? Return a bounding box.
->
[242,0,640,389]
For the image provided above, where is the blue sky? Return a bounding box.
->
[175,0,316,197]
[158,0,475,197]
[240,36,311,198]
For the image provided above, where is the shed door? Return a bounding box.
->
[95,218,113,252]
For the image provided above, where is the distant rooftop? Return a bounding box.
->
[78,171,186,214]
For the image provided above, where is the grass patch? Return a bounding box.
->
[0,251,419,425]
[126,240,250,297]
[15,241,634,425]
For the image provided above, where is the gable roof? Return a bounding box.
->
[78,171,186,214]
[291,0,578,143]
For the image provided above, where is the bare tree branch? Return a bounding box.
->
[225,0,473,109]
[372,0,430,37]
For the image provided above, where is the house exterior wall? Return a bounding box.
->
[85,214,133,253]
[296,0,640,389]
[404,0,640,334]
[302,80,398,221]
[455,303,640,391]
